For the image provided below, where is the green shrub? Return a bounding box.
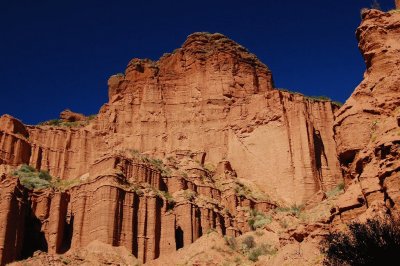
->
[242,236,256,250]
[332,101,343,107]
[248,243,277,262]
[13,164,53,190]
[277,204,304,218]
[38,170,52,181]
[46,119,62,126]
[224,236,237,250]
[248,209,271,230]
[130,151,172,177]
[87,114,97,120]
[182,189,196,201]
[306,95,331,102]
[321,218,400,265]
[159,191,175,210]
[326,182,345,198]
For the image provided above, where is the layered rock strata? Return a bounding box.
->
[0,32,344,265]
[333,9,400,222]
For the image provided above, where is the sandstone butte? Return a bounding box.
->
[0,8,399,266]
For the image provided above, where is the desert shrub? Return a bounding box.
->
[248,243,277,262]
[242,236,256,250]
[46,119,62,126]
[277,204,304,218]
[326,182,345,198]
[224,236,237,250]
[332,101,343,107]
[37,118,87,127]
[182,189,196,201]
[248,209,271,230]
[132,152,172,177]
[306,95,331,102]
[13,164,53,190]
[203,163,216,173]
[321,218,400,266]
[87,114,97,120]
[52,178,81,191]
[206,228,217,235]
[159,191,175,210]
[38,170,52,181]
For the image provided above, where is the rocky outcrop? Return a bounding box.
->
[0,32,344,264]
[27,126,94,180]
[59,109,86,122]
[0,177,27,266]
[0,115,31,167]
[333,9,400,222]
[93,32,342,204]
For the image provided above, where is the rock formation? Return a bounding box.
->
[333,9,400,222]
[59,109,86,122]
[1,8,399,266]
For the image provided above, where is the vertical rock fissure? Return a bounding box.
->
[175,226,184,250]
[59,214,73,254]
[20,208,48,259]
[132,194,139,257]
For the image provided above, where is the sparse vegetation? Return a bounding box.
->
[277,88,303,95]
[248,243,277,262]
[203,163,216,174]
[277,89,342,106]
[248,209,271,230]
[13,164,52,190]
[234,181,269,200]
[12,164,83,191]
[52,178,81,191]
[224,233,277,262]
[87,114,97,120]
[224,236,237,250]
[277,204,304,218]
[321,218,400,265]
[129,150,172,177]
[306,95,331,102]
[182,189,196,201]
[37,117,93,128]
[332,101,343,107]
[242,236,256,250]
[158,190,175,210]
[326,182,345,198]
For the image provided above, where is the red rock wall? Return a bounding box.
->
[0,32,346,264]
[0,131,31,167]
[0,177,27,266]
[93,33,342,204]
[0,115,31,167]
[333,10,400,222]
[28,127,94,179]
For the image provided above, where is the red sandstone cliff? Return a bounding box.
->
[0,31,343,265]
[0,26,372,265]
[333,9,400,223]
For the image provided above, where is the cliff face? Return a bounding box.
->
[333,9,400,222]
[17,33,341,204]
[0,32,343,265]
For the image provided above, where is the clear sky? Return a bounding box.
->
[0,0,396,125]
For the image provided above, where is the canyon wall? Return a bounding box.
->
[0,32,344,265]
[333,9,400,222]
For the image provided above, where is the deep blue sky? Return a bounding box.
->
[0,0,396,125]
